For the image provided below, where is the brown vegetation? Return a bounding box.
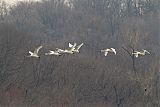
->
[0,0,159,107]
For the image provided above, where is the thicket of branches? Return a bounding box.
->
[0,0,159,107]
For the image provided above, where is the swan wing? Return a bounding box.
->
[69,43,73,48]
[34,46,42,54]
[135,54,139,57]
[70,43,77,51]
[113,50,116,54]
[111,48,116,54]
[104,52,108,56]
[76,43,84,50]
[145,50,150,54]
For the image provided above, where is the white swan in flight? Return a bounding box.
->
[64,43,77,54]
[132,49,150,58]
[45,50,61,56]
[101,48,116,56]
[45,48,65,56]
[28,46,43,58]
[69,43,84,53]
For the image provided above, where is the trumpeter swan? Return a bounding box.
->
[101,48,116,56]
[28,46,43,58]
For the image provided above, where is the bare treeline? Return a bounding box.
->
[0,0,159,107]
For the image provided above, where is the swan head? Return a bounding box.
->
[101,50,104,52]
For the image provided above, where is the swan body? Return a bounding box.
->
[132,49,150,58]
[45,48,65,56]
[45,50,61,56]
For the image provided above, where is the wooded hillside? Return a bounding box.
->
[0,0,159,106]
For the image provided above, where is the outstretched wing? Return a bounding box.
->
[104,52,108,56]
[146,50,150,54]
[34,46,43,54]
[142,49,150,54]
[70,43,77,51]
[69,43,73,48]
[111,48,116,54]
[135,54,139,57]
[76,43,84,50]
[113,50,116,54]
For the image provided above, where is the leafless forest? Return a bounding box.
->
[0,0,159,107]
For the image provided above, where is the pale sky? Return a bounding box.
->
[3,0,41,5]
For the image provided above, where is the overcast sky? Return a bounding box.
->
[4,0,41,5]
